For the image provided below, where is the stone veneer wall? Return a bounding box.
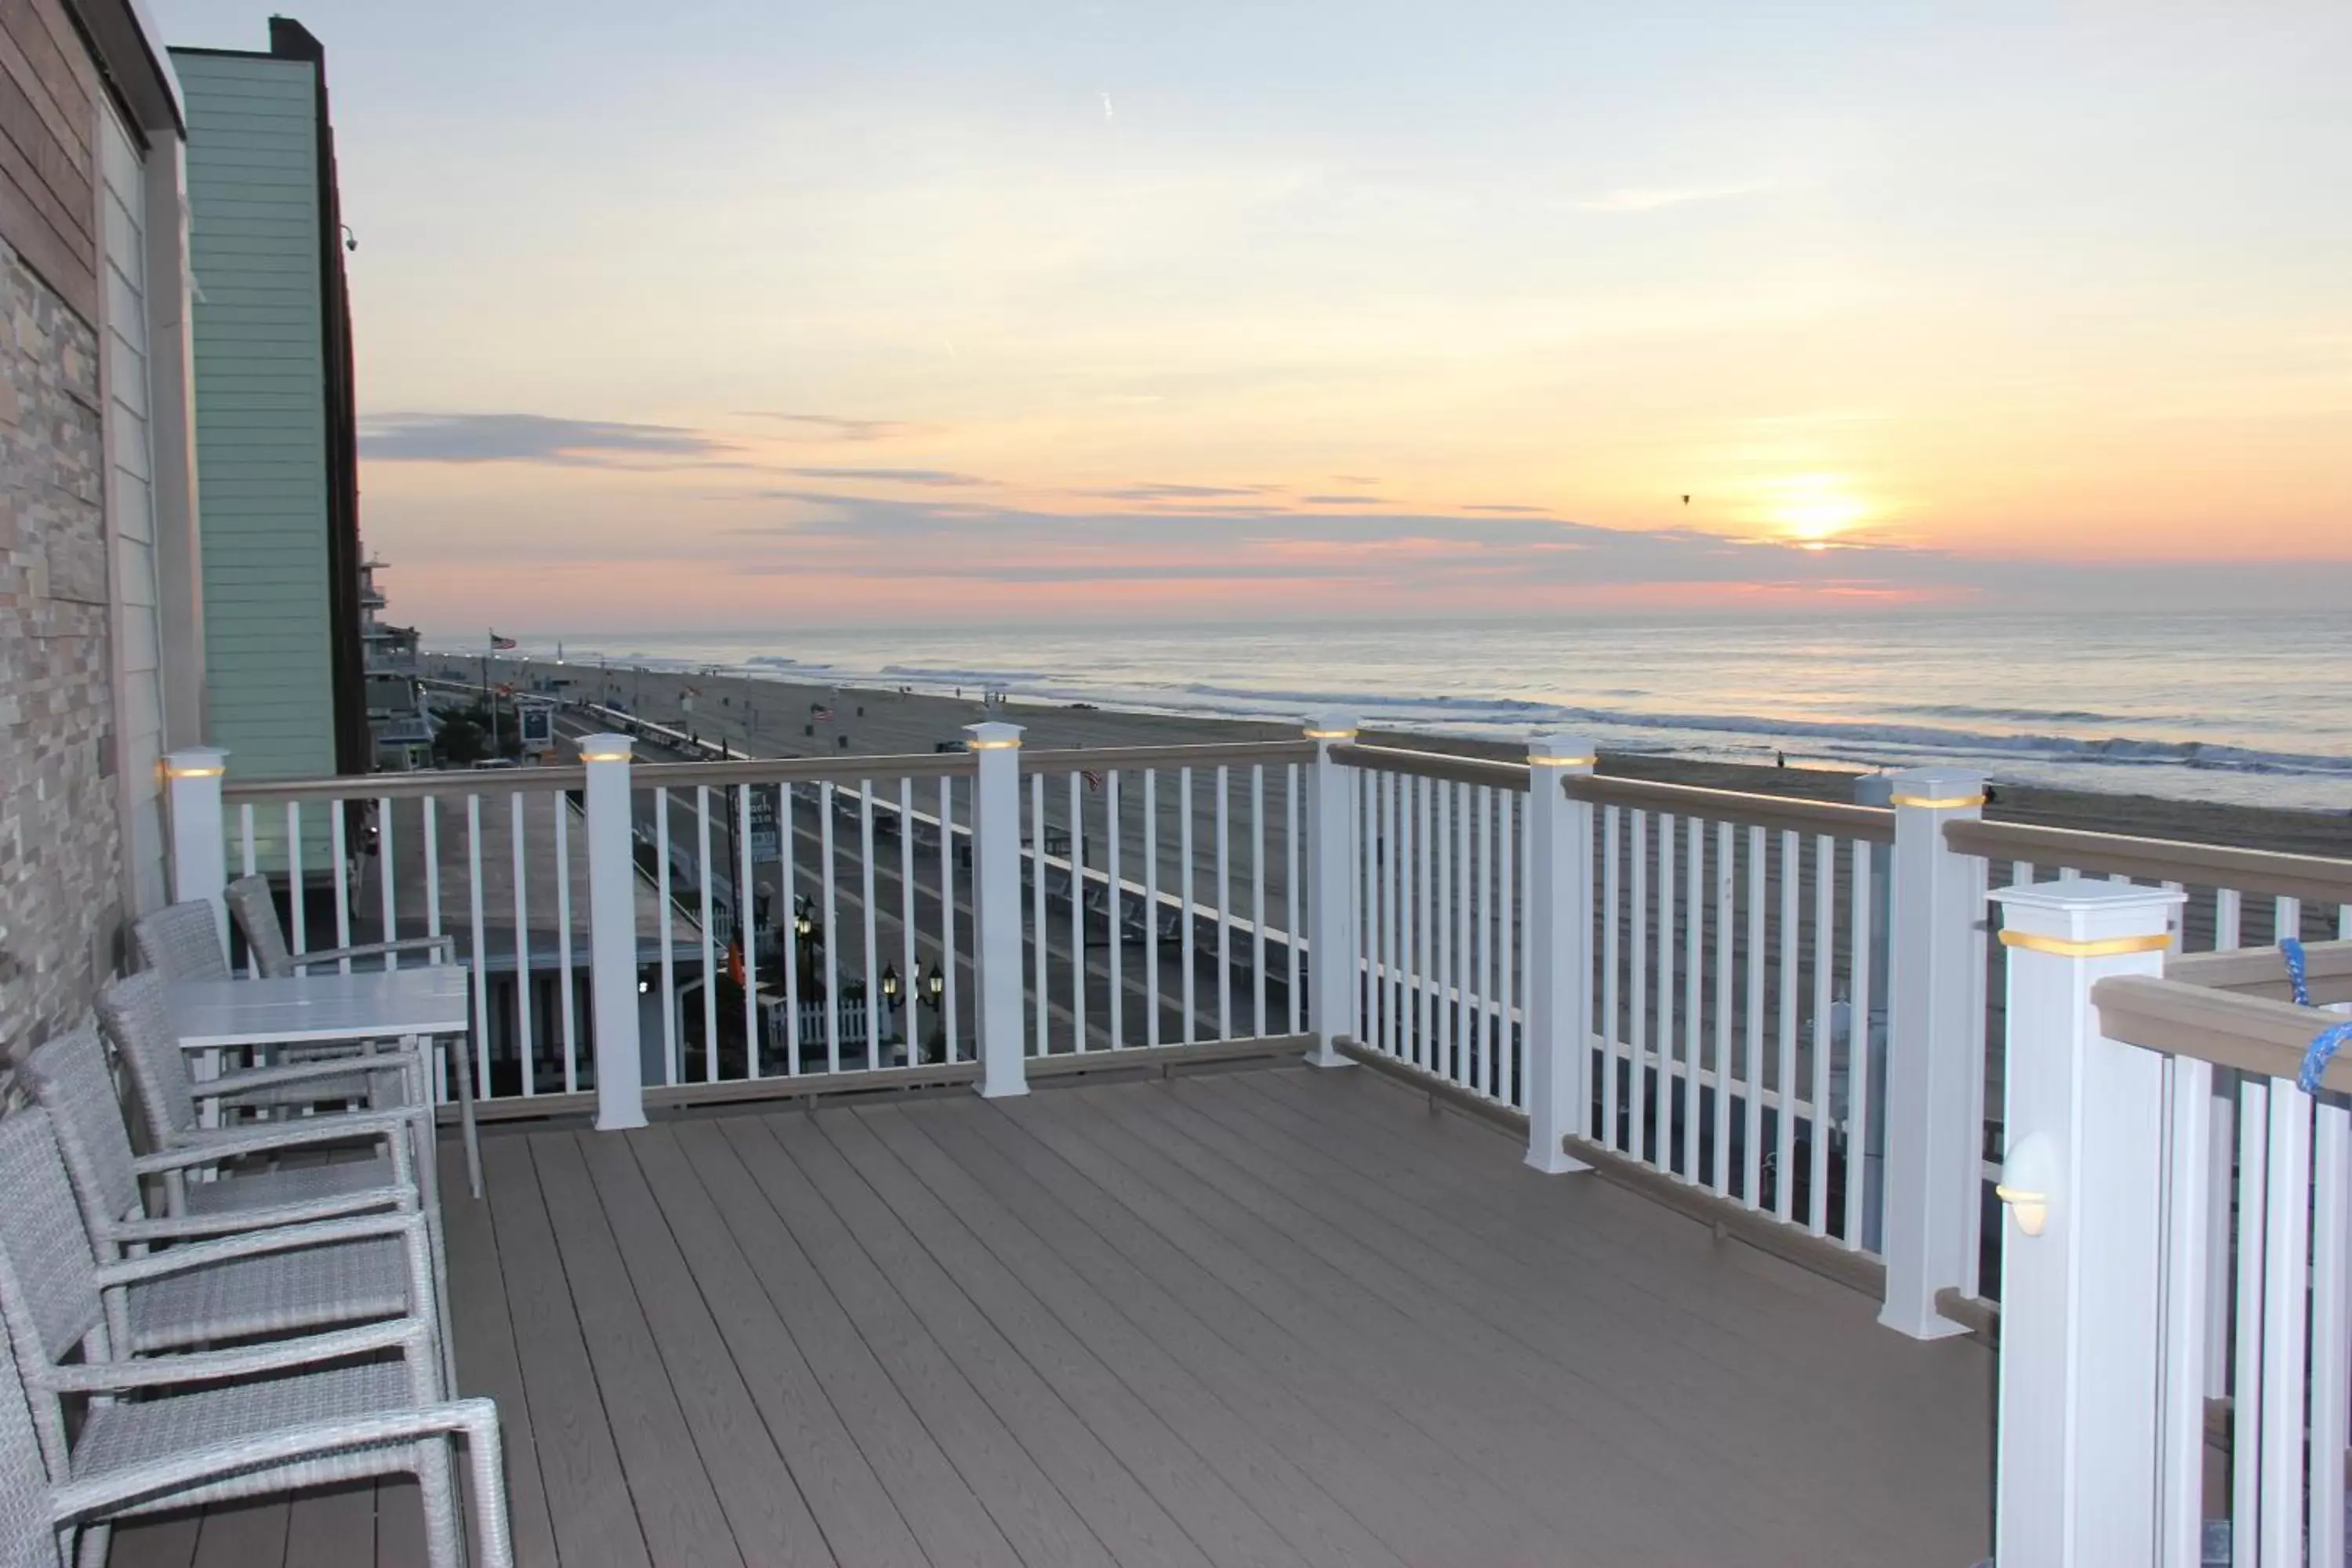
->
[0,237,122,1055]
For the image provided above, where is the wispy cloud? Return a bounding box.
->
[1461,503,1548,514]
[1574,180,1769,214]
[1089,482,1274,501]
[1301,493,1386,505]
[739,412,934,441]
[786,466,985,486]
[359,412,735,466]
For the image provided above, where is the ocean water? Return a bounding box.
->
[521,612,2352,812]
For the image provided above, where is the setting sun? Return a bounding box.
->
[1757,474,1873,543]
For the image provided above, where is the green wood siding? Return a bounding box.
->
[171,49,335,790]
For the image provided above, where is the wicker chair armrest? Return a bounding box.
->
[133,1110,418,1171]
[107,1189,405,1244]
[49,1398,502,1527]
[42,1317,429,1393]
[93,1211,428,1287]
[288,936,456,971]
[191,1054,419,1098]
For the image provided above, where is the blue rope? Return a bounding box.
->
[2300,1022,2352,1096]
[2285,938,2352,1094]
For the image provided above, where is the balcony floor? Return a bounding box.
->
[111,1064,1991,1568]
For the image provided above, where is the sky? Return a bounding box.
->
[153,0,2352,631]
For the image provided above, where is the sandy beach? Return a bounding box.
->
[466,653,2350,861]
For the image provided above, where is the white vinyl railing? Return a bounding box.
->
[168,722,1314,1125]
[1998,898,2352,1566]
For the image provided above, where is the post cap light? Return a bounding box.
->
[966,720,1023,751]
[1302,710,1359,742]
[579,733,634,764]
[1527,735,1598,768]
[1995,1133,2059,1239]
[164,748,229,780]
[1887,765,1984,811]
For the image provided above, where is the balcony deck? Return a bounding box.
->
[110,1063,1991,1568]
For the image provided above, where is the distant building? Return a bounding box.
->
[169,20,368,804]
[1,0,198,1040]
[361,554,432,770]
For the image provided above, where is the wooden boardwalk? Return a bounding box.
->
[109,1064,1992,1567]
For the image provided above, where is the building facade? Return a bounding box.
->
[1,0,198,1048]
[169,20,367,799]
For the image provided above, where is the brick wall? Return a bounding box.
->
[0,237,122,1055]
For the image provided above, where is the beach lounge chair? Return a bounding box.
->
[0,1107,503,1568]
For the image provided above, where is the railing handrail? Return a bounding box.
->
[2092,970,2352,1091]
[2164,936,2352,999]
[1329,741,1528,789]
[1025,739,1315,770]
[225,768,587,804]
[1564,771,1896,844]
[1947,816,2352,906]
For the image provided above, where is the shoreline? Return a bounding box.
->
[456,655,2352,861]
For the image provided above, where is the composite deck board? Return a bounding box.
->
[818,1107,1393,1568]
[882,1098,1563,1567]
[670,1117,1069,1566]
[438,1142,559,1568]
[188,1496,287,1567]
[283,1482,379,1568]
[527,1134,747,1567]
[625,1125,941,1567]
[1179,1069,1988,1560]
[571,1130,840,1563]
[1140,1073,1907,1537]
[103,1065,1992,1567]
[1001,1084,1746,1566]
[376,1479,428,1568]
[720,1114,1210,1568]
[477,1136,651,1568]
[1243,1063,1997,1451]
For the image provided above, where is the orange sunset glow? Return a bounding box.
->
[155,0,2352,629]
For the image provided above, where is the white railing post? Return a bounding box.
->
[1987,880,2180,1568]
[1303,712,1359,1069]
[164,748,230,946]
[1878,765,1985,1338]
[967,721,1028,1098]
[1524,735,1597,1174]
[580,735,647,1131]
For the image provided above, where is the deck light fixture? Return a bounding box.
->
[1995,1134,2056,1239]
[967,736,1019,751]
[1529,752,1597,768]
[164,759,226,779]
[1889,791,1986,810]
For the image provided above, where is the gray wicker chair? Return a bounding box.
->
[93,971,426,1203]
[24,1023,418,1247]
[225,872,481,1198]
[0,1106,505,1568]
[129,902,230,982]
[94,973,458,1391]
[0,1093,427,1363]
[226,873,456,978]
[134,898,390,1114]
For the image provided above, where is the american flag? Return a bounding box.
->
[488,631,517,651]
[1081,769,1104,792]
[812,706,835,722]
